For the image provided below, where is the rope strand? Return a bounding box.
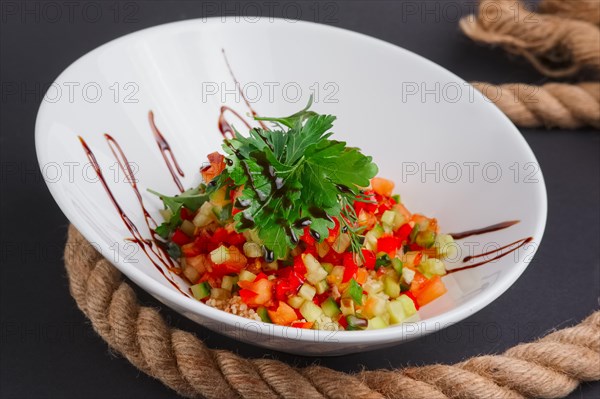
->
[63,226,600,398]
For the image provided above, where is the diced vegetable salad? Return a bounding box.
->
[159,163,455,330]
[152,101,455,330]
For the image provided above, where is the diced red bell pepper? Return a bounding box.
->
[377,235,401,257]
[338,315,348,329]
[226,231,245,246]
[342,252,358,283]
[404,291,420,310]
[326,218,341,243]
[171,229,191,246]
[180,207,193,221]
[395,223,413,243]
[361,249,376,270]
[211,227,228,244]
[255,272,268,281]
[322,249,343,265]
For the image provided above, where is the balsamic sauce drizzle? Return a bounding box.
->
[78,136,189,297]
[447,220,533,274]
[148,111,185,193]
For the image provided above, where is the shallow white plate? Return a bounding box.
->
[36,18,547,355]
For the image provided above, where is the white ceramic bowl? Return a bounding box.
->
[36,18,546,355]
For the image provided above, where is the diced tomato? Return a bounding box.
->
[293,256,307,276]
[255,272,268,281]
[171,229,191,246]
[239,288,258,304]
[361,249,376,270]
[404,291,420,310]
[226,231,245,246]
[415,276,447,307]
[300,227,316,246]
[377,236,401,257]
[313,292,329,305]
[181,242,201,257]
[322,249,343,265]
[180,207,193,221]
[409,271,429,293]
[291,321,314,329]
[232,207,241,216]
[354,191,377,215]
[338,315,348,329]
[223,246,247,269]
[342,252,358,282]
[408,243,423,251]
[211,228,228,245]
[371,177,394,197]
[237,278,273,307]
[186,254,209,274]
[267,302,298,326]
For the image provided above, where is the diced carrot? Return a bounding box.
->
[415,276,447,306]
[267,301,298,326]
[356,268,368,285]
[371,177,395,197]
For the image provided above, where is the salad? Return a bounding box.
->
[150,100,456,331]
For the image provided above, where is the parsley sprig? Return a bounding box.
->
[218,98,378,259]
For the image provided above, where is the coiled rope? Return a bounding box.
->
[64,226,600,399]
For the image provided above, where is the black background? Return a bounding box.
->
[1,1,599,398]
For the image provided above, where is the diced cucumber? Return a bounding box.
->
[435,234,458,259]
[402,267,416,285]
[303,253,321,272]
[363,279,384,295]
[321,262,334,274]
[221,275,238,291]
[368,316,389,329]
[243,242,263,258]
[397,294,417,318]
[257,306,272,323]
[340,297,355,316]
[238,269,257,282]
[288,295,305,309]
[191,282,211,300]
[181,220,196,237]
[409,224,420,243]
[210,245,230,264]
[371,224,385,237]
[159,209,172,221]
[387,300,405,324]
[391,258,403,275]
[416,230,436,248]
[314,279,329,295]
[183,266,200,284]
[362,295,387,318]
[329,266,345,285]
[383,275,401,298]
[332,233,351,253]
[210,288,230,300]
[321,298,341,318]
[193,202,215,227]
[346,314,368,330]
[300,301,323,322]
[419,258,447,276]
[298,283,316,301]
[381,210,396,227]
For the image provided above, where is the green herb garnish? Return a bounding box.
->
[347,278,364,305]
[217,97,378,259]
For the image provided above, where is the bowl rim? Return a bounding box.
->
[35,17,548,345]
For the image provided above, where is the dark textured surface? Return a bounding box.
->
[1,1,599,398]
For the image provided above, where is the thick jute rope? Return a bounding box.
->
[64,225,600,398]
[538,0,600,26]
[459,0,600,130]
[470,81,600,129]
[460,0,600,78]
